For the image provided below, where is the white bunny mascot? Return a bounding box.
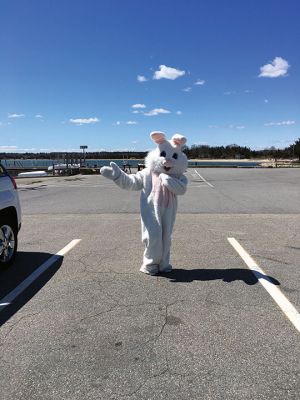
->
[100,131,188,275]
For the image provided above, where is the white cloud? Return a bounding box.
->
[183,87,192,92]
[208,124,245,130]
[132,103,146,109]
[264,99,269,103]
[0,145,18,151]
[132,110,140,114]
[228,124,244,129]
[69,117,99,125]
[176,111,182,115]
[264,120,295,126]
[193,141,208,146]
[137,75,147,82]
[115,120,138,126]
[153,65,185,80]
[194,79,205,85]
[144,108,171,116]
[8,113,25,118]
[223,91,235,95]
[35,114,44,118]
[259,57,290,78]
[0,146,109,153]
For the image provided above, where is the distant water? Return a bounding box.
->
[1,159,261,168]
[1,159,144,168]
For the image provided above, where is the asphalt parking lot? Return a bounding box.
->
[1,168,300,399]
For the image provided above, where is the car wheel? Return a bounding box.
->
[0,220,18,267]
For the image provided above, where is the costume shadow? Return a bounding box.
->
[160,268,280,286]
[0,251,63,326]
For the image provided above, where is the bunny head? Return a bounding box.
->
[145,131,188,175]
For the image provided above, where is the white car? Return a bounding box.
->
[0,163,22,266]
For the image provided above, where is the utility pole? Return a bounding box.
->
[80,145,88,166]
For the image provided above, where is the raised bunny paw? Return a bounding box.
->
[100,162,121,181]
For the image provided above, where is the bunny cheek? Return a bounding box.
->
[145,150,166,174]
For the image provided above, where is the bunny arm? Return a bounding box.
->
[114,169,145,191]
[159,173,188,195]
[100,162,144,191]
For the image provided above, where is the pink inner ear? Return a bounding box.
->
[150,131,166,144]
[172,134,187,146]
[173,138,183,146]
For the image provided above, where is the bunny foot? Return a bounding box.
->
[140,265,159,276]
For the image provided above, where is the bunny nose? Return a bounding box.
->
[163,159,172,167]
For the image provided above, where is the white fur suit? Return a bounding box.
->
[100,132,188,275]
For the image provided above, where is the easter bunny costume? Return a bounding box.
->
[100,131,188,275]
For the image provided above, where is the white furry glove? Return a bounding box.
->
[100,162,122,181]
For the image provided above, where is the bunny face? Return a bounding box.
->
[145,131,188,176]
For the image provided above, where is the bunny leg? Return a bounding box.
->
[159,208,176,273]
[140,218,163,275]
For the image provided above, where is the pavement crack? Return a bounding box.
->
[157,304,168,339]
[0,308,45,342]
[78,302,161,323]
[116,357,188,399]
[77,258,136,276]
[144,301,182,345]
[78,304,120,323]
[117,367,170,398]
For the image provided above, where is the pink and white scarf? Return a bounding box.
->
[151,173,175,208]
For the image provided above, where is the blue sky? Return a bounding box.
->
[0,0,299,152]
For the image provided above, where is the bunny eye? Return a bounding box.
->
[160,151,166,157]
[172,153,178,159]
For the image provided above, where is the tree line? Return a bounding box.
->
[1,139,299,161]
[184,139,300,160]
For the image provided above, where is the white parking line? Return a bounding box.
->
[0,239,81,311]
[228,237,300,333]
[193,170,214,188]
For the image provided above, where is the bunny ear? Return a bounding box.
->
[150,131,166,144]
[171,134,187,147]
